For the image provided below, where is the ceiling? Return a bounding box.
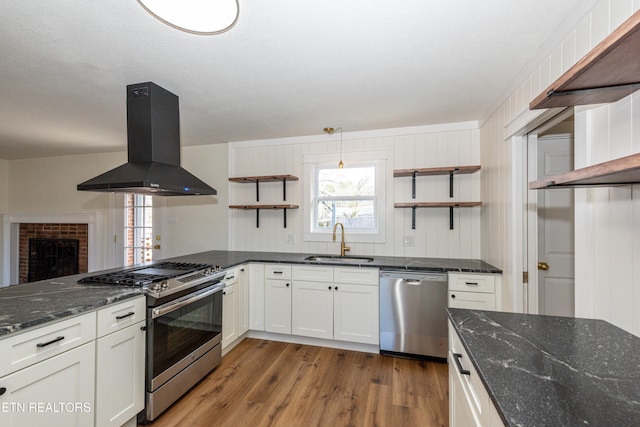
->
[1,0,593,160]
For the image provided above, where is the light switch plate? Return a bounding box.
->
[286,234,296,244]
[402,235,414,247]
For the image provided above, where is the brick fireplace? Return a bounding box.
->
[19,223,88,283]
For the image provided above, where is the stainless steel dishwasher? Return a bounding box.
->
[379,270,448,360]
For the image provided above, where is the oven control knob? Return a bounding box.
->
[151,283,161,291]
[161,280,169,289]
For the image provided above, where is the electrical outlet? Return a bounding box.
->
[402,236,414,247]
[286,234,296,244]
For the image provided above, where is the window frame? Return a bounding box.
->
[303,152,386,244]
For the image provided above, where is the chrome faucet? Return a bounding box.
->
[332,222,350,257]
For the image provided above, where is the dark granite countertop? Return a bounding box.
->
[163,250,502,274]
[447,308,640,427]
[0,250,499,338]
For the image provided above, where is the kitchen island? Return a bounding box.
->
[0,250,500,337]
[448,308,640,426]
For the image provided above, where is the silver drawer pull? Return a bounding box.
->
[465,281,479,286]
[37,336,65,348]
[453,353,471,375]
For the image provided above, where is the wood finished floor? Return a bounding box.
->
[145,338,449,427]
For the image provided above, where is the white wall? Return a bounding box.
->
[2,145,228,277]
[0,159,8,282]
[481,0,640,334]
[229,123,482,258]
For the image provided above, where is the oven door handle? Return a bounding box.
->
[152,283,225,319]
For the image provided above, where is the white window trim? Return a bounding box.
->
[303,151,386,244]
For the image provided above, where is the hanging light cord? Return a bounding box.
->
[323,126,344,168]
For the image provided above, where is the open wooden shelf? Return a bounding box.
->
[529,153,640,189]
[394,202,482,230]
[229,204,299,210]
[228,174,299,184]
[229,204,299,228]
[393,165,480,177]
[530,10,640,110]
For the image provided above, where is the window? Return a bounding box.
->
[314,166,376,231]
[124,194,153,266]
[304,152,386,243]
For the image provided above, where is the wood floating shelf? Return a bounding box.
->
[229,174,298,202]
[229,205,299,228]
[530,10,640,110]
[529,152,640,189]
[394,202,482,230]
[393,165,481,199]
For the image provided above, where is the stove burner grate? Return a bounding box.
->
[78,261,212,287]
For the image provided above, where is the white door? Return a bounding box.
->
[291,281,333,339]
[536,135,575,316]
[264,279,292,334]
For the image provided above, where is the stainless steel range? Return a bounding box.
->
[80,261,226,421]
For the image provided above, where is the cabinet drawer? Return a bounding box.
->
[292,265,333,282]
[97,296,146,338]
[449,322,491,425]
[449,273,495,293]
[265,264,292,280]
[222,267,240,286]
[449,291,495,311]
[334,267,378,285]
[0,312,96,377]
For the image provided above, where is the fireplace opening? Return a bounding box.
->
[28,238,80,282]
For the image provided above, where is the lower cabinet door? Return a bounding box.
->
[333,283,379,344]
[265,279,292,334]
[95,322,145,427]
[291,281,333,340]
[222,283,239,349]
[0,342,95,427]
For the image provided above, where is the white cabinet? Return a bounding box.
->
[238,266,249,336]
[291,266,379,345]
[448,320,504,427]
[448,273,501,311]
[248,264,265,331]
[0,311,97,427]
[333,281,378,344]
[333,268,379,345]
[95,297,145,427]
[0,341,96,427]
[222,282,239,349]
[292,279,334,340]
[264,265,292,334]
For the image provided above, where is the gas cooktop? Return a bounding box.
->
[78,261,226,300]
[78,261,214,286]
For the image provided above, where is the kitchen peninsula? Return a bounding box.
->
[448,308,640,426]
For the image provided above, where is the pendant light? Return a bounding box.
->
[323,127,344,168]
[137,0,239,35]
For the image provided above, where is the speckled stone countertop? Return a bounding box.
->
[447,308,640,427]
[0,250,499,338]
[163,250,502,274]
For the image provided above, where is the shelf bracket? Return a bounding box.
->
[255,180,260,202]
[412,205,416,230]
[412,171,417,199]
[283,208,287,228]
[450,206,454,230]
[282,179,287,201]
[449,171,455,198]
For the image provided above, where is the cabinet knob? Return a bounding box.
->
[335,286,338,291]
[451,294,456,299]
[286,283,290,287]
[328,286,332,290]
[0,387,6,395]
[223,291,226,295]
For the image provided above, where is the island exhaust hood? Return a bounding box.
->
[77,82,217,196]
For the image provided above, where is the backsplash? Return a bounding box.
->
[228,123,481,259]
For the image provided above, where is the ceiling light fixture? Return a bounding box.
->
[323,127,344,168]
[137,0,239,35]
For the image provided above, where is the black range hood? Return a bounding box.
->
[77,82,217,196]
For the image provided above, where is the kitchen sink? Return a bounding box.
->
[304,255,375,264]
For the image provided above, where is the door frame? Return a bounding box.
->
[523,108,574,314]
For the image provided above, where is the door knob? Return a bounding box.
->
[538,261,549,271]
